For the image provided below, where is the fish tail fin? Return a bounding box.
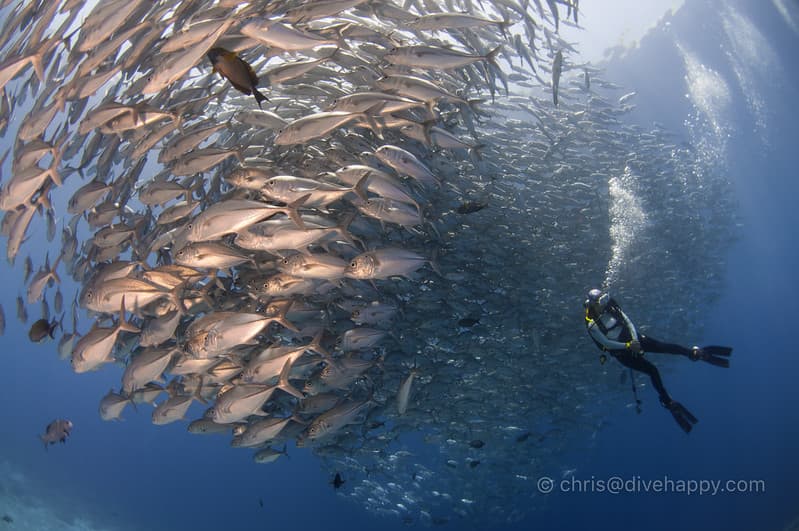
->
[309,328,331,360]
[47,164,63,188]
[31,52,45,83]
[253,89,269,109]
[277,356,304,399]
[287,194,309,230]
[485,45,502,71]
[63,165,85,180]
[468,143,485,163]
[36,188,53,211]
[358,112,382,140]
[352,173,370,202]
[50,253,62,284]
[192,376,208,405]
[274,300,299,333]
[332,26,350,51]
[170,285,188,316]
[428,248,441,277]
[418,119,435,147]
[335,211,361,250]
[117,296,140,334]
[174,113,185,135]
[498,17,512,39]
[424,100,438,122]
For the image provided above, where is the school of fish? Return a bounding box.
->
[0,0,737,526]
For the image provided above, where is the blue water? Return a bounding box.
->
[2,0,797,530]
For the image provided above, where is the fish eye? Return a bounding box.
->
[352,310,360,317]
[350,261,357,267]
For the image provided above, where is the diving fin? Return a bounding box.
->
[691,347,731,368]
[665,401,698,434]
[703,355,730,368]
[702,345,733,356]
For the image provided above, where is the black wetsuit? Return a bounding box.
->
[585,299,693,405]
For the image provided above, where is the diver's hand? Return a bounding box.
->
[628,340,643,354]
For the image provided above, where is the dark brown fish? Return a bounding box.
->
[207,47,268,108]
[456,201,487,214]
[331,472,345,489]
[39,419,73,450]
[458,317,480,328]
[28,316,60,342]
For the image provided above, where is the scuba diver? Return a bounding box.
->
[584,288,732,433]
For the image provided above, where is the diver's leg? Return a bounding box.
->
[615,352,698,433]
[639,335,692,357]
[614,351,672,404]
[642,336,730,367]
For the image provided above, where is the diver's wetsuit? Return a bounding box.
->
[585,298,692,405]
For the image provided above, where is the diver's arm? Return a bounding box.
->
[587,320,629,351]
[617,308,639,342]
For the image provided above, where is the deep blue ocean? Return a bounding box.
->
[1,0,797,530]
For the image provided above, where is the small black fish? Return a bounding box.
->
[516,431,531,443]
[258,498,263,508]
[469,439,485,449]
[2,514,12,524]
[469,460,480,468]
[331,472,345,489]
[456,201,487,214]
[458,317,479,328]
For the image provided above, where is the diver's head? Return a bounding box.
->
[586,288,609,311]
